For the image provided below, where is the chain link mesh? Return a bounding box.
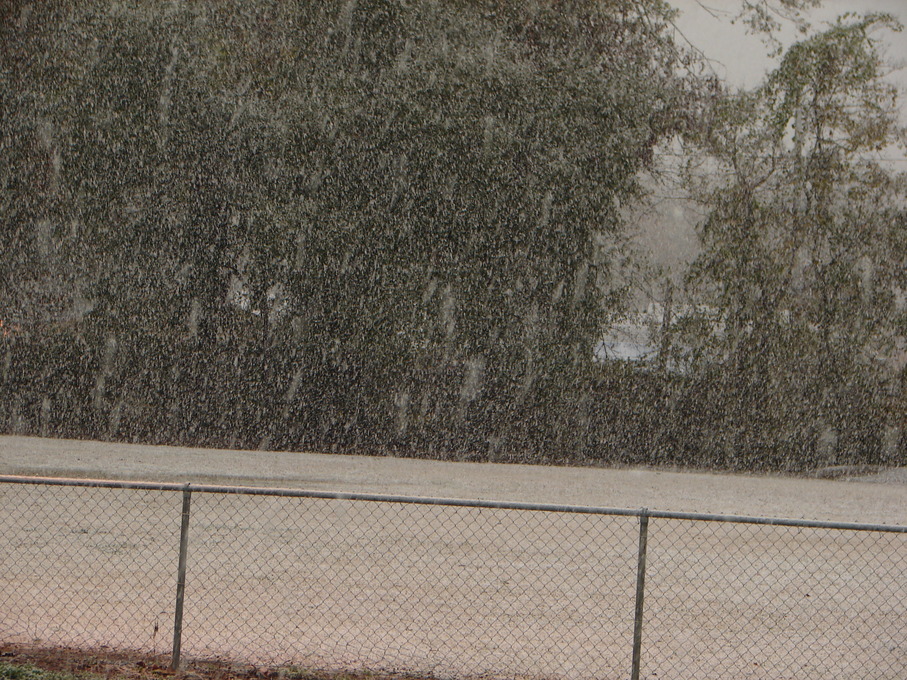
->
[1,479,905,680]
[181,494,638,678]
[0,483,180,654]
[643,520,907,679]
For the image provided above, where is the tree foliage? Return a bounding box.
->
[7,1,901,471]
[1,0,696,461]
[679,13,907,468]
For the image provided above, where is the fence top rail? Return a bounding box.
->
[1,474,905,533]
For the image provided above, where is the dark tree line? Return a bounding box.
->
[1,1,904,470]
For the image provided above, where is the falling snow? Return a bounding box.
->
[1,0,906,474]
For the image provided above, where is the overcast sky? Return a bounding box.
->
[669,0,907,92]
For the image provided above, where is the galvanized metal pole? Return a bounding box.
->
[172,485,192,670]
[631,508,649,680]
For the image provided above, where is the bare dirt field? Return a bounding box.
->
[2,435,906,522]
[1,435,905,679]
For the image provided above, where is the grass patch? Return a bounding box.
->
[0,662,96,680]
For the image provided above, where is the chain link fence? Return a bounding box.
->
[1,475,905,679]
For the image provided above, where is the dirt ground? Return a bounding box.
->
[1,434,905,523]
[1,435,905,680]
[0,642,408,680]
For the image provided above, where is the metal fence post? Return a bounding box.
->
[172,484,192,670]
[631,508,649,680]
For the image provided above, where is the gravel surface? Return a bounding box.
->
[1,435,905,679]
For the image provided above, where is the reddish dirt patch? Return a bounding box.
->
[0,643,421,680]
[1,643,181,680]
